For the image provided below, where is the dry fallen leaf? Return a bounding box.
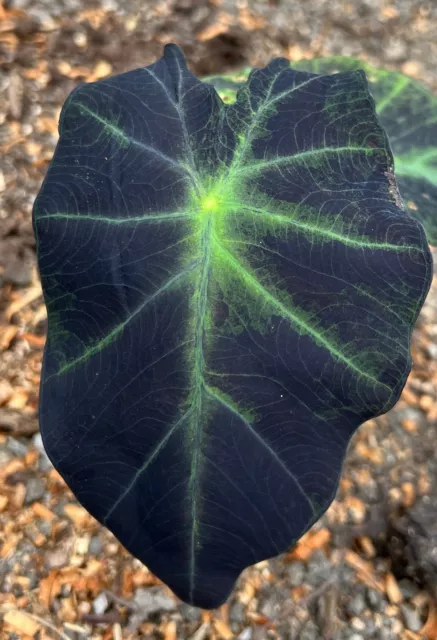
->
[403,631,423,640]
[421,603,437,639]
[12,482,26,509]
[402,482,416,508]
[0,325,19,350]
[0,380,14,406]
[385,573,403,605]
[163,620,177,640]
[32,502,56,521]
[21,332,46,349]
[287,527,332,561]
[39,571,62,608]
[7,68,24,120]
[6,387,29,410]
[402,417,418,433]
[89,60,113,81]
[238,578,256,605]
[357,536,376,559]
[0,457,25,480]
[3,610,41,636]
[355,441,384,465]
[63,503,91,528]
[345,550,385,592]
[213,618,234,639]
[5,283,42,320]
[238,7,265,30]
[0,495,8,512]
[343,495,366,524]
[197,12,231,41]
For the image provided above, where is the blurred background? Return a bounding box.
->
[0,1,436,638]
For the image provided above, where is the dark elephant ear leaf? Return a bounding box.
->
[206,57,437,245]
[33,44,432,608]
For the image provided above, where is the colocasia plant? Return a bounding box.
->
[207,56,437,245]
[33,44,433,608]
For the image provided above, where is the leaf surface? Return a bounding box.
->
[34,45,432,608]
[206,57,437,244]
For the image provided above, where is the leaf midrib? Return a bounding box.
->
[187,214,214,602]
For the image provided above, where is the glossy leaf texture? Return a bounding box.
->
[206,57,437,245]
[34,44,432,608]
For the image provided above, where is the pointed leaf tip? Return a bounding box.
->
[163,43,187,66]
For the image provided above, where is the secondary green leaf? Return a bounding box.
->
[33,45,432,609]
[205,57,437,244]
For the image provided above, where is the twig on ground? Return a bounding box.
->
[26,613,72,640]
[82,611,121,625]
[103,588,139,612]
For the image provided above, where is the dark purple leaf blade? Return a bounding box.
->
[33,44,432,608]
